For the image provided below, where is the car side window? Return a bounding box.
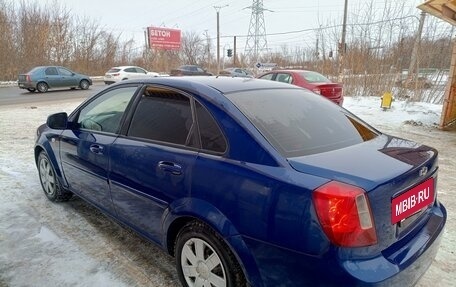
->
[128,87,195,146]
[45,67,58,75]
[77,86,138,134]
[197,67,204,72]
[58,68,73,76]
[136,68,147,74]
[276,73,292,83]
[259,73,274,80]
[195,101,227,153]
[124,68,136,73]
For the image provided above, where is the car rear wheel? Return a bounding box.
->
[27,88,36,92]
[79,79,90,90]
[37,82,48,93]
[37,152,72,202]
[175,221,247,287]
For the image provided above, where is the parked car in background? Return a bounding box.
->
[170,65,213,76]
[219,67,254,78]
[103,66,159,84]
[35,76,445,287]
[18,66,92,93]
[258,69,344,106]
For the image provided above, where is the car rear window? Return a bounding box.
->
[28,67,41,74]
[299,71,331,83]
[107,68,121,73]
[226,89,378,157]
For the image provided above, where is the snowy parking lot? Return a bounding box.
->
[0,96,455,287]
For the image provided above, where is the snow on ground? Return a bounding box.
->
[344,96,442,129]
[0,96,455,287]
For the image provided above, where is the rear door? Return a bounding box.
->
[109,85,198,242]
[60,85,139,214]
[44,67,61,88]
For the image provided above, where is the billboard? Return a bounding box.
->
[148,27,181,50]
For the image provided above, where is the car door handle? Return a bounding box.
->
[89,144,104,155]
[158,161,182,175]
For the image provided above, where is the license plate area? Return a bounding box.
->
[391,177,435,224]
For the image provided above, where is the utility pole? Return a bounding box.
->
[408,11,426,80]
[214,5,228,75]
[321,26,326,61]
[338,0,348,81]
[203,30,211,70]
[233,36,237,66]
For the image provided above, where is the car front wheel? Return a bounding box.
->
[37,152,72,202]
[79,79,90,90]
[175,221,247,287]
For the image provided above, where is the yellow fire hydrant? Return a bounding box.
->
[380,92,393,111]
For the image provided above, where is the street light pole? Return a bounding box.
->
[214,5,228,75]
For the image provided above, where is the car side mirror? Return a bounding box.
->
[47,112,68,129]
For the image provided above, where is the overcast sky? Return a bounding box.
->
[38,0,428,51]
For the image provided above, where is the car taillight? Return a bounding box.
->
[312,181,377,247]
[112,73,120,76]
[312,88,321,94]
[26,75,31,82]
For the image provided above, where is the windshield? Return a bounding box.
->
[226,89,378,157]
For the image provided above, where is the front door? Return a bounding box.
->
[57,67,79,87]
[59,85,139,214]
[109,85,199,243]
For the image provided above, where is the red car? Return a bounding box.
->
[258,69,344,106]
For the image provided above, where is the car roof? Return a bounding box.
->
[111,66,142,69]
[267,69,313,73]
[118,76,301,94]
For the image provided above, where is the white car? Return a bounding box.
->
[103,66,159,84]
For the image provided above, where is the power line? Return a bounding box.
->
[222,15,421,38]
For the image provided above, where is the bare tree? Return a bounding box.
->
[180,31,205,65]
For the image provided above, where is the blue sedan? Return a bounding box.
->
[18,66,92,93]
[35,77,446,287]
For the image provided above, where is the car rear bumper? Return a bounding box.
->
[242,202,445,287]
[18,82,35,89]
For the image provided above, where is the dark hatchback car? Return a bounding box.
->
[170,65,213,76]
[18,66,92,93]
[35,77,445,287]
[258,69,344,106]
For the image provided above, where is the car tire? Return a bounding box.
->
[79,79,90,90]
[175,221,247,287]
[37,152,72,202]
[37,82,48,93]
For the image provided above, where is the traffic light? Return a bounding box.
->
[227,49,233,57]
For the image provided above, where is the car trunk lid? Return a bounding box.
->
[18,74,29,82]
[313,83,343,99]
[288,135,438,249]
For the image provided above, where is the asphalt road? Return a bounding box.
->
[0,82,107,106]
